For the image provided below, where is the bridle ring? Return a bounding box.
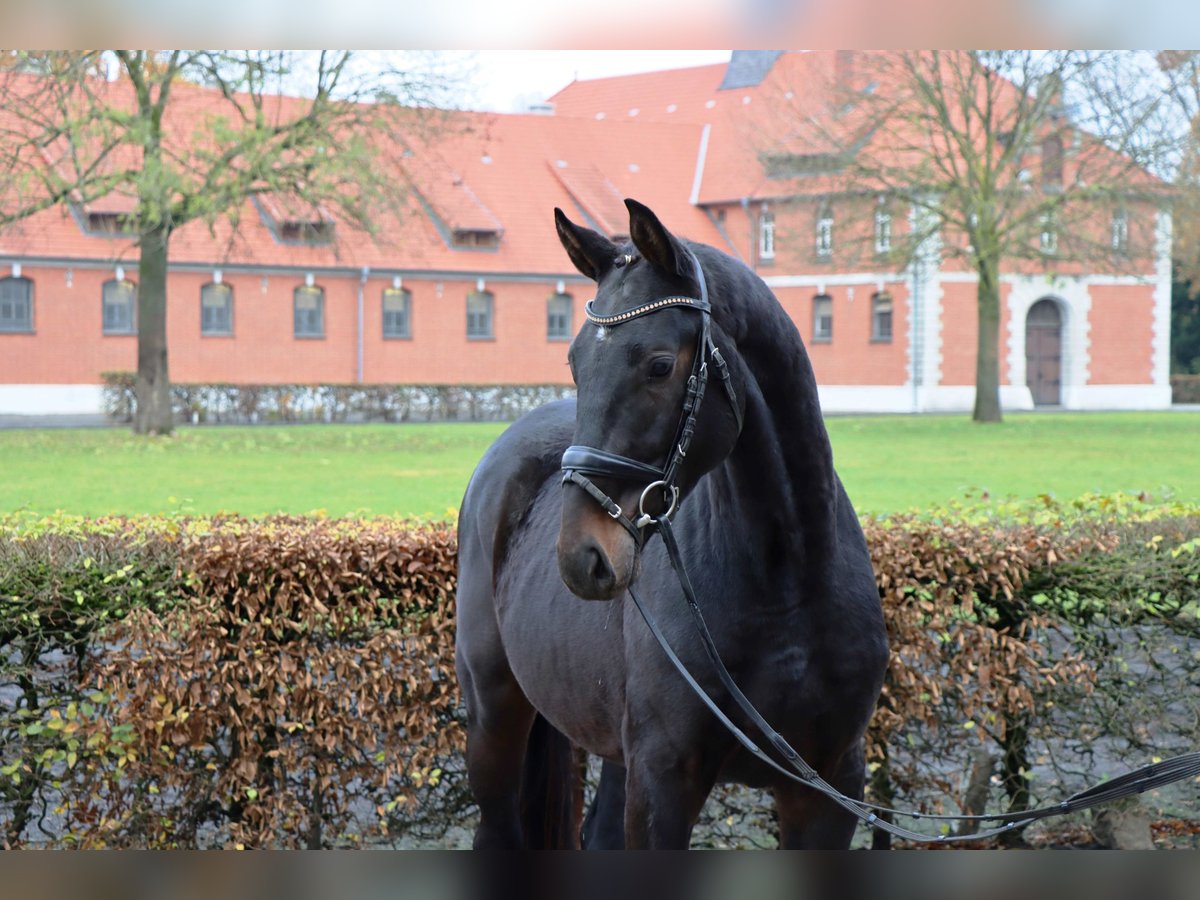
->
[636,480,679,528]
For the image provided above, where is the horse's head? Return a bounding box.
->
[554,199,745,601]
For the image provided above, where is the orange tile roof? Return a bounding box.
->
[549,63,728,124]
[0,100,724,275]
[0,54,1160,281]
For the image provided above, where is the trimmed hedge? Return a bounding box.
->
[1,515,459,848]
[101,372,575,425]
[1171,374,1200,404]
[2,496,1198,847]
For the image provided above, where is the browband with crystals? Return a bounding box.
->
[584,296,712,327]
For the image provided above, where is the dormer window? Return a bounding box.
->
[256,195,335,246]
[278,220,335,245]
[73,205,138,237]
[452,229,501,250]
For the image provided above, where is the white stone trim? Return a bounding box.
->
[915,385,1035,413]
[816,386,916,414]
[763,272,914,289]
[1152,210,1172,388]
[928,272,944,397]
[0,384,105,415]
[937,271,1157,287]
[816,384,1038,414]
[689,124,711,207]
[763,270,1156,290]
[907,200,943,408]
[1071,384,1172,410]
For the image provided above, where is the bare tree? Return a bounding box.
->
[0,51,461,434]
[1153,52,1200,288]
[770,51,1166,423]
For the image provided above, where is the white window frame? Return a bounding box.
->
[200,282,234,336]
[546,292,572,341]
[874,203,892,255]
[1111,209,1129,254]
[467,290,494,340]
[382,287,413,339]
[816,205,833,259]
[1039,214,1058,256]
[812,293,833,342]
[293,284,326,338]
[759,210,775,261]
[102,279,137,335]
[0,276,33,333]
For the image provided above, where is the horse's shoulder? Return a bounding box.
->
[470,398,575,492]
[460,399,575,569]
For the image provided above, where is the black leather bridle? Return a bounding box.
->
[560,249,741,545]
[559,249,1200,844]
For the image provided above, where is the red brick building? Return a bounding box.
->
[0,52,1172,415]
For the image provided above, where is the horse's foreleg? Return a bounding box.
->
[622,746,715,849]
[460,666,536,849]
[773,742,866,850]
[582,759,627,849]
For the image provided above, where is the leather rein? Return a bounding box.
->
[559,250,1200,844]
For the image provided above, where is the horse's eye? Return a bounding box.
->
[648,357,675,379]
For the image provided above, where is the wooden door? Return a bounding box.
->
[1025,299,1062,406]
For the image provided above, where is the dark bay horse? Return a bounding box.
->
[455,199,888,849]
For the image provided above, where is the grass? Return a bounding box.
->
[1,411,1197,518]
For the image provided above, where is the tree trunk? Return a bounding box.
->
[998,712,1031,847]
[972,255,1003,423]
[134,223,173,435]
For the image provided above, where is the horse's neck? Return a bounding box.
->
[718,311,839,570]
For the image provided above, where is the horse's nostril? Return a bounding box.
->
[589,547,614,585]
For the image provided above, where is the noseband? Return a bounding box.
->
[560,249,741,542]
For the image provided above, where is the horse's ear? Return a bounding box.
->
[555,208,616,282]
[625,198,688,278]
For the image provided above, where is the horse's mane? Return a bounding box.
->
[685,240,819,402]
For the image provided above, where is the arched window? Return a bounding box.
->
[546,292,572,341]
[467,290,494,339]
[758,209,775,261]
[382,287,412,339]
[812,293,833,343]
[816,201,833,259]
[200,282,233,336]
[294,284,325,338]
[871,292,893,342]
[0,276,33,333]
[102,279,137,335]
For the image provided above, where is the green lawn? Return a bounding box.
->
[1,411,1197,518]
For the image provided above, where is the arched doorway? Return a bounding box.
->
[1025,298,1062,406]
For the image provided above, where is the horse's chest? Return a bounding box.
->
[495,588,627,757]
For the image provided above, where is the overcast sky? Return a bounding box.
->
[460,50,732,112]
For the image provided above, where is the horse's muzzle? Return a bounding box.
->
[557,501,638,601]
